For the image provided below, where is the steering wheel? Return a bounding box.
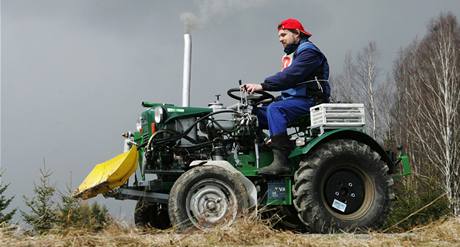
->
[227,88,275,104]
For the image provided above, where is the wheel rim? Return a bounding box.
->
[321,166,375,220]
[185,178,238,229]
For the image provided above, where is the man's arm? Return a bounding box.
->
[261,49,323,91]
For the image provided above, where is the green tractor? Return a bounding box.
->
[75,87,411,233]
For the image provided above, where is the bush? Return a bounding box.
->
[384,175,450,231]
[57,189,111,231]
[22,167,112,234]
[21,167,58,234]
[0,173,16,225]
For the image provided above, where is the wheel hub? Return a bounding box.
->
[186,179,237,228]
[324,169,365,214]
[206,200,217,211]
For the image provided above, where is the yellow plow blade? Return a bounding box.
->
[74,146,138,199]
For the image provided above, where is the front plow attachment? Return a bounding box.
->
[74,146,138,199]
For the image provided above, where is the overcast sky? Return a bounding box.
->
[2,0,460,223]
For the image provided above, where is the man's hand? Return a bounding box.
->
[241,83,263,94]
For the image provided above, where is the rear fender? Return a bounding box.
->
[189,160,257,208]
[289,129,394,173]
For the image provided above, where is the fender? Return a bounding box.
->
[189,160,258,208]
[289,128,394,173]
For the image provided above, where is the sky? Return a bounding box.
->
[1,0,460,223]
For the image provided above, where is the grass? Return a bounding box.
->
[0,216,459,247]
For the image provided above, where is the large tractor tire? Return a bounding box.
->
[293,139,393,233]
[168,165,250,231]
[134,200,171,229]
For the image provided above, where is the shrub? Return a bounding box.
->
[57,187,111,231]
[21,167,58,234]
[384,175,450,231]
[0,173,16,225]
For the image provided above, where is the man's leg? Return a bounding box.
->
[255,105,269,130]
[266,97,314,136]
[259,97,314,175]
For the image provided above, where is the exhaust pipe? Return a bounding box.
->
[182,33,192,107]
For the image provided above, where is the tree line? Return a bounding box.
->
[333,12,459,226]
[0,167,110,234]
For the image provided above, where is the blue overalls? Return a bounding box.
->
[257,39,330,136]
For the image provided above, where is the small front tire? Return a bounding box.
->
[168,165,250,231]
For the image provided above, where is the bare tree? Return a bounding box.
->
[355,42,380,139]
[333,42,394,142]
[331,52,357,103]
[376,74,396,144]
[392,13,460,215]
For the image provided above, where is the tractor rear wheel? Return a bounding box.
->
[293,139,393,233]
[134,200,171,229]
[168,165,250,231]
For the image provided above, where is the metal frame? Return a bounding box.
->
[111,188,169,204]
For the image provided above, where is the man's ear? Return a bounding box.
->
[294,29,301,37]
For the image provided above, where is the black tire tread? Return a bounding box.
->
[293,139,393,233]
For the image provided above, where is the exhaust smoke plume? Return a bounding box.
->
[180,13,200,33]
[180,0,268,33]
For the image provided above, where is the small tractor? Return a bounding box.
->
[74,86,411,233]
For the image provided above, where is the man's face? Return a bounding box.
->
[278,29,300,48]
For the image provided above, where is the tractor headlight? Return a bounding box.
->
[154,106,165,124]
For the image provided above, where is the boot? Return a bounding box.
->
[258,134,292,176]
[258,149,290,175]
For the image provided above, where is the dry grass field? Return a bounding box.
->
[1,217,459,247]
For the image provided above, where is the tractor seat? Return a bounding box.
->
[287,113,311,129]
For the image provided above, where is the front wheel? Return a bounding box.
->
[293,139,393,233]
[168,166,250,231]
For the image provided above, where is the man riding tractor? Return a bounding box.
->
[75,17,411,233]
[243,18,330,176]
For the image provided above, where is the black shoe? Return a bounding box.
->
[258,149,290,175]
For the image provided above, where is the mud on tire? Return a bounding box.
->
[168,165,250,231]
[293,139,393,233]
